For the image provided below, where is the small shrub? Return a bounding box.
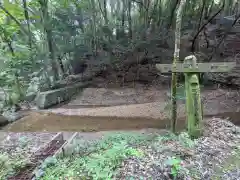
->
[41,132,146,180]
[0,152,30,179]
[164,157,186,180]
[178,132,196,148]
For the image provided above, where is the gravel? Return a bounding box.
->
[116,118,240,180]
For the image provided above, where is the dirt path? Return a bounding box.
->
[4,112,187,132]
[3,86,240,132]
[43,87,240,119]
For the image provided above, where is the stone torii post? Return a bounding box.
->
[156,55,236,137]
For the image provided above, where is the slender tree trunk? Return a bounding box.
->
[193,0,207,52]
[204,0,213,19]
[22,0,32,50]
[39,0,59,82]
[103,0,108,24]
[46,28,59,81]
[208,13,240,61]
[157,0,162,26]
[90,0,97,53]
[191,1,225,52]
[197,0,207,33]
[121,0,125,29]
[97,0,108,25]
[0,4,28,35]
[0,25,14,55]
[127,1,132,38]
[142,0,150,31]
[205,0,214,18]
[57,55,65,75]
[171,0,186,133]
[168,0,180,29]
[0,25,22,102]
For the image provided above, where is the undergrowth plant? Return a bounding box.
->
[164,156,190,180]
[0,152,31,179]
[155,131,196,148]
[38,132,197,180]
[39,132,147,180]
[164,157,182,179]
[211,147,240,180]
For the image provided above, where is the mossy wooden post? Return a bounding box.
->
[184,55,203,138]
[156,56,236,137]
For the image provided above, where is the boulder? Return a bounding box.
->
[2,110,23,123]
[0,91,5,101]
[0,115,8,126]
[25,93,37,102]
[35,81,89,109]
[0,89,10,101]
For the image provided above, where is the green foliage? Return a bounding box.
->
[178,132,196,148]
[82,142,143,179]
[156,132,178,142]
[0,0,236,101]
[40,132,146,180]
[0,152,30,179]
[18,136,30,148]
[156,131,196,148]
[164,157,182,179]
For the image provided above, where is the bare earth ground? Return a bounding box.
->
[0,82,240,179]
[3,83,240,132]
[0,133,56,155]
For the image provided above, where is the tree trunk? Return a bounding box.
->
[121,0,125,29]
[168,0,180,29]
[171,0,186,133]
[57,55,65,75]
[22,0,32,50]
[157,0,162,26]
[97,0,108,25]
[0,4,28,35]
[205,0,214,18]
[103,0,108,24]
[46,28,59,81]
[191,1,225,52]
[197,0,207,33]
[73,1,85,33]
[0,25,14,55]
[90,0,97,53]
[194,0,207,52]
[127,0,132,38]
[39,0,59,82]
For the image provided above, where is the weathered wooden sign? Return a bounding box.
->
[156,55,236,137]
[156,62,236,73]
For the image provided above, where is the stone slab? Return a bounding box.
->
[35,82,89,109]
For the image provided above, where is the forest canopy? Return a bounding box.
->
[0,0,239,107]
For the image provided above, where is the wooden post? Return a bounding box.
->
[184,55,203,137]
[156,55,236,137]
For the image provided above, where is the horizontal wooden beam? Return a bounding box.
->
[156,62,236,73]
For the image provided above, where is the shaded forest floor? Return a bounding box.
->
[1,83,240,179]
[3,118,238,180]
[4,82,240,131]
